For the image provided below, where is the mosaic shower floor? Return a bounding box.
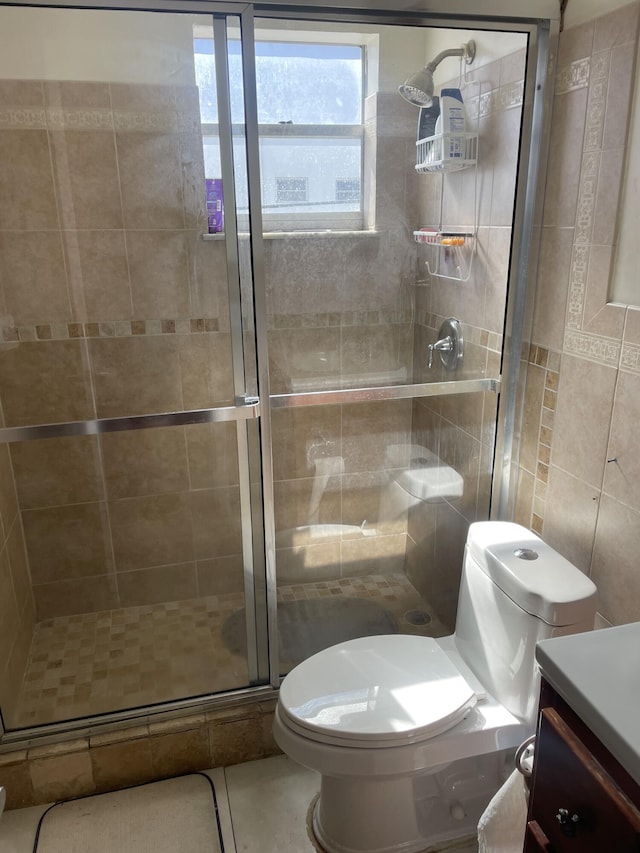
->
[10,572,448,729]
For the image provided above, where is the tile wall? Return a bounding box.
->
[406,50,526,627]
[267,92,419,586]
[0,79,244,627]
[516,1,640,627]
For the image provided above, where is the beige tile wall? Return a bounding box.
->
[0,79,243,622]
[267,93,419,584]
[0,444,35,722]
[406,50,526,628]
[517,1,640,627]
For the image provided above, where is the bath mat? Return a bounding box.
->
[223,596,396,669]
[33,773,224,853]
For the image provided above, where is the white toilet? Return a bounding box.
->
[273,521,597,853]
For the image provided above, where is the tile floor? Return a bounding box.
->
[8,573,446,729]
[0,755,479,852]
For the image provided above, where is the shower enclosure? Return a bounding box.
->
[0,0,555,740]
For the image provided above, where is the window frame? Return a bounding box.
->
[195,29,367,232]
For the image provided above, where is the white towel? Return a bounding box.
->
[477,769,528,853]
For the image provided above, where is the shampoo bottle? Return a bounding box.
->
[438,87,466,160]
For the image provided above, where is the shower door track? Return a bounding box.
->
[270,378,500,409]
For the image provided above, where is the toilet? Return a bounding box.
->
[273,521,597,853]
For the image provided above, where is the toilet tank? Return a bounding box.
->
[453,522,597,724]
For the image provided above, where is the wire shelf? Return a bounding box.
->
[415,132,478,173]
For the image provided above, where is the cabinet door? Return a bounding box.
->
[524,820,555,852]
[531,707,640,852]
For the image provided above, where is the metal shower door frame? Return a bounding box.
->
[0,0,558,745]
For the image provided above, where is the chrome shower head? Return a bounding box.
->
[398,40,476,107]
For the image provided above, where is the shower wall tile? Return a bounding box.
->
[109,492,194,572]
[273,477,342,536]
[117,562,198,608]
[0,444,19,533]
[602,369,640,508]
[532,227,574,351]
[275,541,342,585]
[341,471,407,536]
[551,353,616,487]
[127,230,190,318]
[0,547,20,674]
[49,130,123,230]
[22,501,112,584]
[0,130,58,230]
[341,399,412,474]
[517,1,640,626]
[340,532,406,577]
[116,132,185,230]
[90,335,183,418]
[0,231,70,325]
[32,574,118,620]
[190,487,242,561]
[10,435,102,509]
[0,340,95,427]
[185,422,239,490]
[43,80,111,109]
[271,406,341,483]
[101,427,189,500]
[0,79,44,107]
[591,494,640,625]
[66,230,132,321]
[178,333,234,407]
[197,555,244,596]
[542,89,589,227]
[542,466,600,575]
[7,521,31,616]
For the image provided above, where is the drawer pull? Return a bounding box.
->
[555,808,580,836]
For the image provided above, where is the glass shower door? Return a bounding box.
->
[254,15,527,672]
[0,6,266,730]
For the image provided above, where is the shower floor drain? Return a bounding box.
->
[404,609,432,626]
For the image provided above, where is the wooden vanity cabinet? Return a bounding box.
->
[524,679,640,852]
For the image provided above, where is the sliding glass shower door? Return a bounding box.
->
[0,0,546,737]
[0,6,268,729]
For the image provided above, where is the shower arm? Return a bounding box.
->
[425,46,469,74]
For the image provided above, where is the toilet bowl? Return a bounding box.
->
[273,521,597,853]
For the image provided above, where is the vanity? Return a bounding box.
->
[524,623,640,851]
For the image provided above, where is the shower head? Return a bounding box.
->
[398,40,476,107]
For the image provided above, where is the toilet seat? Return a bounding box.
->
[278,634,479,748]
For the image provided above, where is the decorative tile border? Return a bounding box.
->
[564,328,621,366]
[0,318,220,343]
[555,57,590,95]
[477,80,525,118]
[559,40,633,372]
[620,341,640,375]
[267,309,413,330]
[0,105,198,133]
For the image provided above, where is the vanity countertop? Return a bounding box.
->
[536,622,640,786]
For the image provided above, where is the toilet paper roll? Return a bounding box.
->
[477,769,528,853]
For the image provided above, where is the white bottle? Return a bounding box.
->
[439,87,466,160]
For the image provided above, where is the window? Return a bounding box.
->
[193,30,365,231]
[276,177,308,205]
[335,178,361,203]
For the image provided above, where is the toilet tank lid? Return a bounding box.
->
[466,522,597,626]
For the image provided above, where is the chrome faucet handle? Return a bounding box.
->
[427,336,453,369]
[427,319,463,371]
